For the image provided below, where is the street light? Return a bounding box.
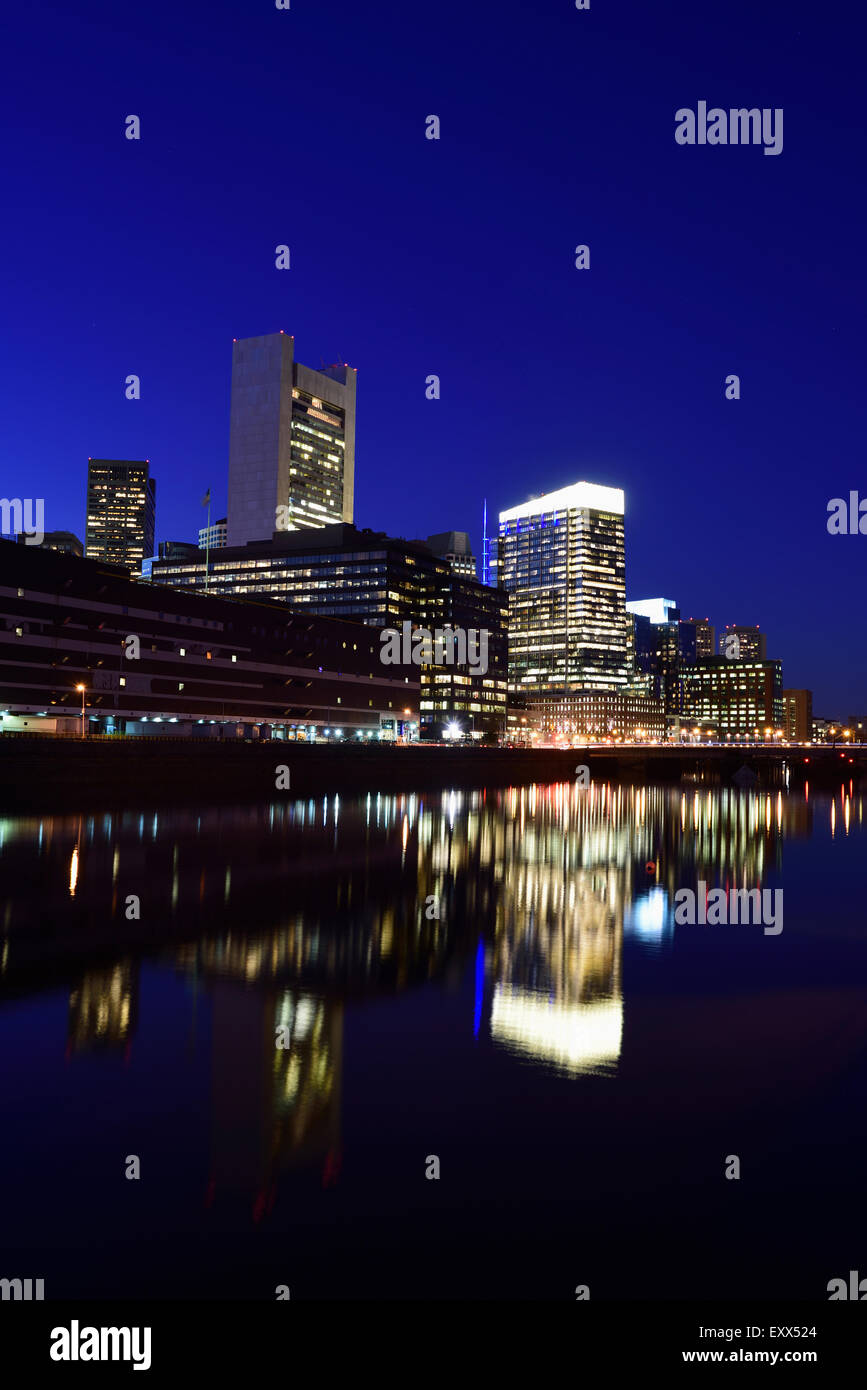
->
[75,683,86,739]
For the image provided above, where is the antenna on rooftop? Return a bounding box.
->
[482,498,490,587]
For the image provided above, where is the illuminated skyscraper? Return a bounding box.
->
[227,332,356,546]
[84,459,156,576]
[494,481,628,693]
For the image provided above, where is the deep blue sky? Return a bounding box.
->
[3,0,865,711]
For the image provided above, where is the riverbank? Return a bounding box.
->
[0,735,850,811]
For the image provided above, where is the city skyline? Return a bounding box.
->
[2,0,864,711]
[24,435,822,715]
[2,0,866,1337]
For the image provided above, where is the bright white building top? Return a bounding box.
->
[499,481,625,523]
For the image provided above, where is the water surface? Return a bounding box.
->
[0,782,864,1299]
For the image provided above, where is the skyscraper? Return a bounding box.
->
[626,598,697,722]
[226,332,356,547]
[85,459,156,576]
[495,481,628,693]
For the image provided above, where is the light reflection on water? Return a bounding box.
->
[0,780,865,1298]
[0,779,838,1084]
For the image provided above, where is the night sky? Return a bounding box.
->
[3,0,865,711]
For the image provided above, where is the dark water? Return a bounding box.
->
[0,781,865,1300]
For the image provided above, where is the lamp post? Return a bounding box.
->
[76,684,86,739]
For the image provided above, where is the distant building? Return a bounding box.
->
[811,718,837,744]
[681,658,783,737]
[680,617,715,658]
[85,459,156,577]
[783,689,813,742]
[495,482,628,694]
[721,624,767,661]
[227,332,356,546]
[626,598,678,625]
[425,531,476,578]
[17,530,83,557]
[627,599,696,723]
[141,540,201,581]
[526,687,665,742]
[199,517,228,550]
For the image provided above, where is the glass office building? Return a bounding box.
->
[494,482,628,694]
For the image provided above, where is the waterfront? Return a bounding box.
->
[1,781,865,1300]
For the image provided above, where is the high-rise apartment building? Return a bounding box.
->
[85,459,156,576]
[495,482,628,693]
[226,332,356,547]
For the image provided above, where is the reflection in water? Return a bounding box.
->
[68,962,137,1055]
[0,779,842,1185]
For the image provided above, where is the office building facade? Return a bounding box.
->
[16,530,83,557]
[783,689,813,742]
[425,531,476,578]
[0,540,415,739]
[227,332,356,547]
[149,524,509,741]
[680,617,715,658]
[199,518,228,550]
[524,688,665,742]
[626,598,698,723]
[85,459,156,576]
[720,625,767,660]
[495,482,628,695]
[680,658,783,738]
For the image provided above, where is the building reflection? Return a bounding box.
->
[203,980,342,1200]
[480,785,626,1075]
[0,779,850,1180]
[67,961,138,1053]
